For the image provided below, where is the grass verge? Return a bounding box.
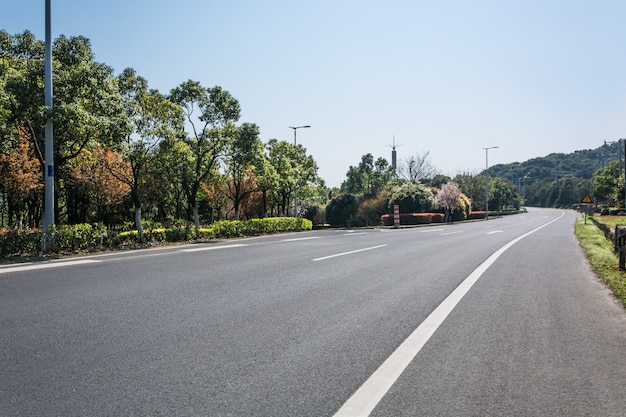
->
[575,217,626,306]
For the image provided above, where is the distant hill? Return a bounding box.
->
[487,142,620,207]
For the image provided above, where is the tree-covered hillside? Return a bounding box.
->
[488,141,621,207]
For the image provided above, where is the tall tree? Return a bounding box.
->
[1,31,126,224]
[341,153,394,197]
[399,151,438,182]
[170,81,240,227]
[266,139,320,216]
[221,123,264,220]
[0,126,43,227]
[112,68,182,240]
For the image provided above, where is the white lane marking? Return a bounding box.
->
[282,237,322,242]
[343,232,368,236]
[486,230,503,235]
[312,245,387,262]
[0,259,101,274]
[179,243,248,252]
[440,231,463,236]
[332,212,565,417]
[420,228,445,233]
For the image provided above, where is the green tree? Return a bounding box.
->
[221,123,264,219]
[1,31,126,224]
[170,81,240,227]
[112,68,182,240]
[266,139,320,216]
[341,153,394,197]
[593,160,620,205]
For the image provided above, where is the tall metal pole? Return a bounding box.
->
[43,0,55,245]
[483,146,498,220]
[288,125,310,217]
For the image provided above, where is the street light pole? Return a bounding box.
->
[288,125,311,217]
[483,146,498,220]
[43,0,55,250]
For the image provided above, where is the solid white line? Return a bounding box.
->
[179,243,248,252]
[343,232,368,236]
[0,259,102,274]
[440,231,463,236]
[420,228,445,233]
[312,245,387,262]
[332,212,565,417]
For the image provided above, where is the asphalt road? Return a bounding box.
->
[1,208,625,416]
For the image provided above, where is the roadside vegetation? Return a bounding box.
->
[575,215,626,306]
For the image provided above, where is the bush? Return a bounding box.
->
[381,213,440,226]
[469,211,486,220]
[386,182,434,213]
[303,203,326,226]
[0,229,41,256]
[326,193,358,227]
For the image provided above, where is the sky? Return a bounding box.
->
[5,0,626,187]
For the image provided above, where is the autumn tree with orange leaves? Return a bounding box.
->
[0,127,43,228]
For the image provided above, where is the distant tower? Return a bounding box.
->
[387,135,402,171]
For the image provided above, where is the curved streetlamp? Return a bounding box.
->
[288,125,311,216]
[484,146,498,220]
[289,125,311,145]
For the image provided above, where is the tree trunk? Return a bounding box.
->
[193,206,200,228]
[135,207,143,242]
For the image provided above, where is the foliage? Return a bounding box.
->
[0,228,41,256]
[0,126,42,226]
[433,182,462,222]
[381,212,444,226]
[341,153,394,197]
[220,123,264,219]
[326,193,358,227]
[303,203,326,226]
[356,189,389,226]
[386,181,434,213]
[169,80,241,228]
[0,218,312,258]
[266,139,320,216]
[592,160,621,205]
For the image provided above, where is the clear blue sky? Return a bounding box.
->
[5,1,626,187]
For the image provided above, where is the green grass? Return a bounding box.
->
[590,215,626,228]
[575,217,626,306]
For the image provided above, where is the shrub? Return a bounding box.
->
[0,229,41,256]
[386,182,434,213]
[326,193,358,227]
[50,223,108,252]
[381,213,436,226]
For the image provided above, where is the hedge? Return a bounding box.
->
[381,213,445,226]
[0,217,313,258]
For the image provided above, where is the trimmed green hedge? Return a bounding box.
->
[0,217,313,258]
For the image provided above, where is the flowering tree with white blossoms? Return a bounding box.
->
[434,182,462,222]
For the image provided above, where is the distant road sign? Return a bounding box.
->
[581,195,592,203]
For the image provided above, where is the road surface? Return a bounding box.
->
[1,207,625,416]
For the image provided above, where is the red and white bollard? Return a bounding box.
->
[393,205,400,228]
